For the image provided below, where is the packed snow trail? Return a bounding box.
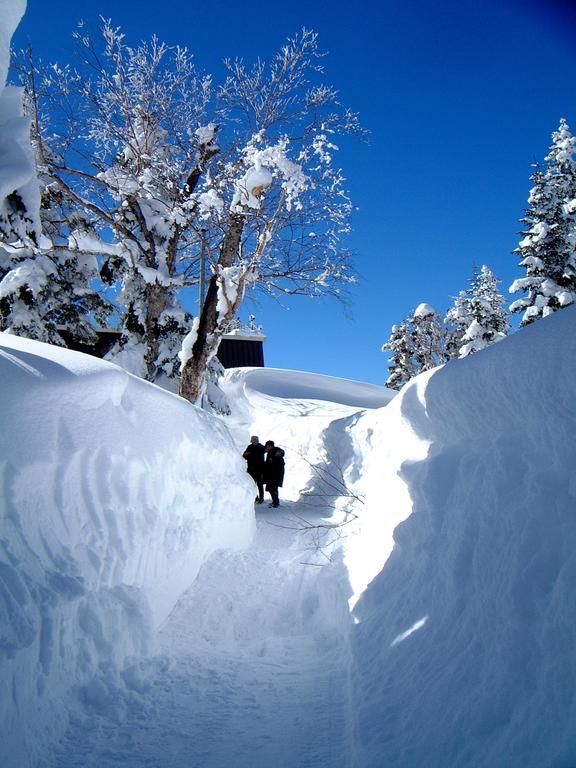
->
[52,504,355,768]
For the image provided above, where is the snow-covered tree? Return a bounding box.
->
[0,0,39,249]
[20,24,212,380]
[411,303,445,372]
[509,119,576,325]
[1,155,113,345]
[21,24,362,402]
[382,303,446,389]
[445,265,510,358]
[381,318,417,390]
[444,288,472,360]
[178,30,363,405]
[459,265,510,356]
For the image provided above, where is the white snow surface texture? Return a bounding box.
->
[0,0,40,234]
[351,306,576,767]
[0,308,576,767]
[0,333,255,767]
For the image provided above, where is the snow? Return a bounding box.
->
[231,139,308,212]
[67,231,122,257]
[195,123,218,146]
[2,307,576,767]
[196,188,224,218]
[0,0,25,84]
[413,301,436,317]
[0,253,55,294]
[0,1,40,241]
[223,329,266,340]
[232,165,273,210]
[178,317,199,371]
[216,263,244,317]
[0,331,254,766]
[350,306,576,767]
[229,366,395,409]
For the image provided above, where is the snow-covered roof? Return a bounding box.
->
[221,330,266,341]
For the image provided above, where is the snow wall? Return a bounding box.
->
[351,306,576,767]
[0,0,40,239]
[0,333,255,768]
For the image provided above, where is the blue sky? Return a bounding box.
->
[13,0,576,385]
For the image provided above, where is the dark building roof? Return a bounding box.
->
[58,329,265,369]
[58,329,120,358]
[217,335,265,368]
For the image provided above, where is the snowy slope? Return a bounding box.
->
[349,306,576,767]
[228,367,395,409]
[0,332,254,768]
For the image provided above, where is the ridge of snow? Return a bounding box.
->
[224,366,395,410]
[348,306,576,768]
[0,332,255,766]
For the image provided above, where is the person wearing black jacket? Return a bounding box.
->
[242,436,265,503]
[263,440,285,508]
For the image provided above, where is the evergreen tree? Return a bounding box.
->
[381,318,417,390]
[382,304,447,389]
[459,265,510,356]
[510,118,576,325]
[411,303,446,372]
[444,289,472,360]
[445,265,510,358]
[1,161,113,345]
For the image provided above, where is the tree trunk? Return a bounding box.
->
[179,275,219,403]
[179,212,245,404]
[144,282,168,381]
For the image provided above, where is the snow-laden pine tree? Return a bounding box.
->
[445,265,510,358]
[381,318,417,390]
[509,118,576,325]
[382,304,446,389]
[411,303,446,372]
[444,289,472,360]
[459,265,510,356]
[1,152,113,345]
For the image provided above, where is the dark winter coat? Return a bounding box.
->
[243,443,265,477]
[264,447,285,488]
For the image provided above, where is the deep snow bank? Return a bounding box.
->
[0,333,255,767]
[232,367,395,409]
[0,0,40,240]
[350,307,576,767]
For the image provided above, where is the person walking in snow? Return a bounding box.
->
[263,440,285,508]
[243,436,265,504]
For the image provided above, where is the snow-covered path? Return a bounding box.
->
[53,504,355,768]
